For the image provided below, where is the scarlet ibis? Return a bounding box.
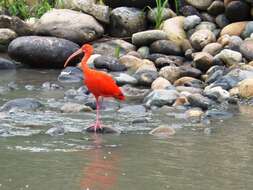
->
[64,44,125,132]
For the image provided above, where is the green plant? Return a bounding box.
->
[33,0,52,18]
[5,0,30,19]
[114,45,121,58]
[174,0,180,15]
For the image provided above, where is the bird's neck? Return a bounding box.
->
[81,53,91,74]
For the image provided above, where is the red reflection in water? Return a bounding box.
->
[80,134,120,190]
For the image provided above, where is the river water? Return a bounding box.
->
[0,68,253,190]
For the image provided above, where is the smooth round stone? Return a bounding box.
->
[225,1,250,22]
[242,21,253,39]
[214,49,242,66]
[151,77,172,90]
[187,93,213,110]
[154,55,184,68]
[137,46,150,58]
[150,40,182,55]
[176,86,203,94]
[149,125,176,138]
[109,7,146,37]
[238,78,253,98]
[240,39,253,60]
[114,73,137,86]
[159,66,181,83]
[195,21,217,32]
[207,0,225,16]
[180,5,202,17]
[184,15,201,30]
[58,66,83,83]
[0,58,16,69]
[193,52,214,72]
[185,0,213,10]
[85,126,121,134]
[132,30,168,47]
[204,86,230,100]
[174,76,204,88]
[0,28,17,51]
[94,56,126,71]
[119,55,143,71]
[134,70,158,86]
[46,126,65,136]
[202,43,222,56]
[185,108,204,118]
[215,14,230,28]
[190,29,216,50]
[147,7,176,24]
[220,21,248,36]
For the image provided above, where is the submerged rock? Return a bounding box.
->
[118,105,146,114]
[8,36,80,68]
[0,58,16,69]
[85,126,121,134]
[149,125,176,138]
[0,98,43,112]
[46,126,65,136]
[35,9,104,44]
[60,102,92,113]
[58,66,83,83]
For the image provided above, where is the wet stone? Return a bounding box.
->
[114,73,138,86]
[134,70,158,87]
[85,126,121,134]
[0,58,16,70]
[118,105,146,114]
[45,126,65,136]
[58,67,83,83]
[149,125,176,138]
[42,82,63,90]
[187,93,213,110]
[94,56,126,71]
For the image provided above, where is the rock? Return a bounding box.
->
[225,1,250,22]
[207,1,225,16]
[8,36,80,68]
[240,39,253,61]
[93,38,136,57]
[241,21,253,39]
[0,28,17,51]
[173,96,190,106]
[151,77,172,90]
[184,15,201,30]
[134,69,158,86]
[185,0,213,10]
[174,77,204,88]
[42,82,63,90]
[202,43,222,56]
[204,86,230,101]
[219,35,243,52]
[159,66,181,83]
[195,21,217,32]
[59,0,110,23]
[180,5,202,17]
[214,49,242,66]
[179,66,202,78]
[114,73,137,86]
[109,7,146,37]
[119,55,143,71]
[147,8,176,24]
[215,14,230,28]
[122,85,150,100]
[103,0,156,9]
[238,78,253,98]
[118,105,146,114]
[150,40,182,55]
[185,108,204,118]
[85,125,121,134]
[153,55,184,68]
[60,102,92,113]
[187,93,212,110]
[162,16,187,46]
[149,125,175,138]
[137,46,150,58]
[0,58,16,69]
[0,15,33,36]
[58,66,83,83]
[206,68,224,84]
[144,89,179,108]
[176,86,203,94]
[0,98,43,112]
[46,126,65,136]
[35,9,104,44]
[190,29,216,50]
[132,30,168,47]
[193,52,214,72]
[220,22,248,36]
[94,56,126,71]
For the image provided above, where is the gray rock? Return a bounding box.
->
[174,77,204,89]
[58,66,83,83]
[0,98,43,112]
[190,29,216,50]
[35,9,104,44]
[132,30,168,46]
[59,0,110,23]
[202,42,223,56]
[206,69,224,84]
[214,49,242,66]
[94,56,126,71]
[42,82,63,90]
[144,89,179,108]
[150,40,182,55]
[193,52,214,72]
[93,38,136,57]
[149,125,176,138]
[187,93,212,110]
[0,58,16,69]
[147,7,176,24]
[226,36,243,52]
[60,102,92,113]
[184,15,202,30]
[204,86,230,101]
[180,5,202,17]
[8,36,80,68]
[225,1,250,22]
[176,86,203,94]
[134,70,158,86]
[207,0,225,16]
[153,55,184,68]
[122,85,150,100]
[85,125,120,134]
[0,15,33,36]
[114,73,137,86]
[118,105,146,114]
[240,39,253,61]
[242,21,253,39]
[110,7,146,37]
[179,66,202,78]
[215,14,229,28]
[45,126,65,136]
[185,0,213,10]
[0,28,17,51]
[137,46,150,58]
[195,21,217,32]
[159,66,181,83]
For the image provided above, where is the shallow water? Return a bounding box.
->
[0,68,253,190]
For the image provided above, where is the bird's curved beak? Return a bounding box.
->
[64,48,83,68]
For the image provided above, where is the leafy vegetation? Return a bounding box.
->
[0,0,64,19]
[114,45,121,58]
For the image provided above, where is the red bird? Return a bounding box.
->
[64,44,125,132]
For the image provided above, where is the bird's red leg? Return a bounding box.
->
[95,97,102,129]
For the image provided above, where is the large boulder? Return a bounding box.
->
[109,7,146,37]
[35,9,104,44]
[58,0,110,23]
[103,0,156,8]
[8,36,80,68]
[225,1,250,22]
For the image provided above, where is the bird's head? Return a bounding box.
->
[64,44,94,68]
